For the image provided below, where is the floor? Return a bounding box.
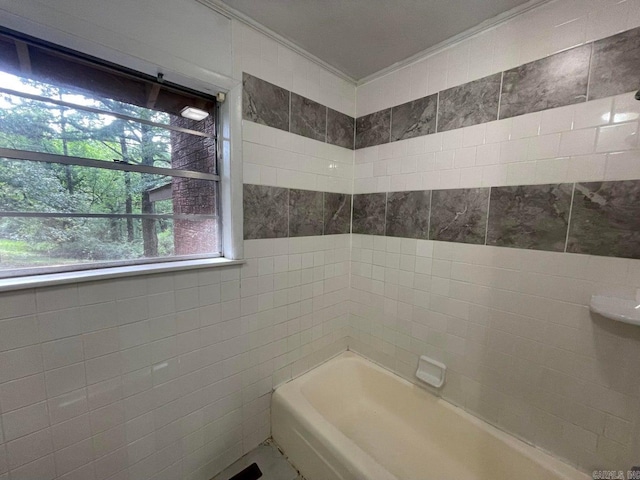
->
[211,440,304,480]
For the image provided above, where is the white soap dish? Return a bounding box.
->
[416,355,446,388]
[589,295,640,327]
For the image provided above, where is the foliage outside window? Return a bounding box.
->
[0,30,221,278]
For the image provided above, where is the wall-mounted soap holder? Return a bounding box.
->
[589,295,640,327]
[415,355,446,388]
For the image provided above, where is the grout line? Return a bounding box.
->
[564,182,576,253]
[288,91,292,134]
[484,187,492,246]
[383,191,388,236]
[435,92,440,133]
[585,42,594,102]
[427,189,433,240]
[388,108,393,144]
[322,191,325,236]
[353,117,357,150]
[325,107,328,144]
[349,192,354,236]
[496,71,505,121]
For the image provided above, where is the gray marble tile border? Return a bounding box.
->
[243,184,351,239]
[350,180,639,259]
[243,73,290,132]
[567,180,640,259]
[243,180,639,259]
[437,73,502,132]
[290,93,327,142]
[242,73,355,150]
[589,26,640,101]
[352,193,387,235]
[355,110,391,149]
[243,184,289,240]
[499,44,591,119]
[430,188,490,244]
[486,184,573,252]
[354,26,640,149]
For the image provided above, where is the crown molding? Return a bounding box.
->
[357,0,553,86]
[196,0,358,85]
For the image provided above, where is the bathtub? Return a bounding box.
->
[272,351,589,480]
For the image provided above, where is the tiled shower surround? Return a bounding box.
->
[352,180,640,259]
[239,10,640,476]
[1,1,640,480]
[346,4,640,474]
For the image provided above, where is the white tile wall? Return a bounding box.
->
[349,0,640,475]
[348,235,640,471]
[353,91,640,193]
[0,242,349,480]
[242,121,353,193]
[356,0,640,117]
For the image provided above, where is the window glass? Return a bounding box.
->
[0,29,221,278]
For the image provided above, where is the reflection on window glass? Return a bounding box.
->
[0,71,169,124]
[0,30,220,277]
[0,217,180,268]
[0,159,173,214]
[0,89,174,168]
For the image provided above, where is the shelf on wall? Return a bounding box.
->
[589,295,640,327]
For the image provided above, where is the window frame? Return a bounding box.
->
[0,27,230,280]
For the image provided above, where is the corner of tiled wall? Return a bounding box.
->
[348,0,640,474]
[235,12,358,473]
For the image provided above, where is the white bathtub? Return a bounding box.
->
[272,351,589,480]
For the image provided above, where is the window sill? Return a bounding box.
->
[0,258,245,292]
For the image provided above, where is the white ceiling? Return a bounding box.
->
[218,0,537,81]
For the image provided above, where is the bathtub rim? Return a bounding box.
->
[272,349,590,480]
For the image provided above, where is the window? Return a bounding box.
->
[0,29,221,278]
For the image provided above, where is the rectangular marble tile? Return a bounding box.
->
[391,94,437,142]
[327,108,355,149]
[243,184,288,240]
[589,26,640,100]
[290,93,327,142]
[429,188,489,244]
[567,180,640,259]
[500,44,590,119]
[385,191,431,239]
[486,184,572,251]
[437,73,501,132]
[352,193,386,235]
[324,192,352,235]
[242,73,290,132]
[289,189,324,237]
[355,110,391,149]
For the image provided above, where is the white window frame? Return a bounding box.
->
[0,24,244,292]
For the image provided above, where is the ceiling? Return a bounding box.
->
[219,0,536,81]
